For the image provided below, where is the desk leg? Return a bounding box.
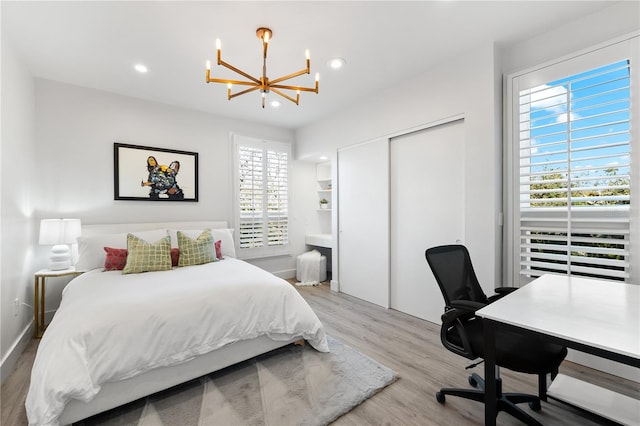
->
[484,319,497,426]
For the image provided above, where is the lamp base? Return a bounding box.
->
[49,244,71,270]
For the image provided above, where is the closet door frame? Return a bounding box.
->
[336,114,465,308]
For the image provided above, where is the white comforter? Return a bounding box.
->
[26,258,328,426]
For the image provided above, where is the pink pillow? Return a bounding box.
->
[103,247,128,271]
[215,240,222,259]
[104,247,180,270]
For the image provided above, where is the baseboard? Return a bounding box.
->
[0,320,33,384]
[272,268,296,280]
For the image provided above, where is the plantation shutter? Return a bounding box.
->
[238,145,264,248]
[516,59,631,283]
[266,149,289,246]
[234,135,290,257]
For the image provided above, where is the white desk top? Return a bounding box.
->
[305,233,332,249]
[477,274,639,360]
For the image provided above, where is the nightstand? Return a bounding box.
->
[34,268,83,338]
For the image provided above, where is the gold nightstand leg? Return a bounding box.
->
[34,276,46,339]
[34,275,39,338]
[40,277,45,337]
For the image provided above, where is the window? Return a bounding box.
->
[233,134,290,258]
[506,37,639,285]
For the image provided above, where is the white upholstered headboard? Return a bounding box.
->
[81,221,229,237]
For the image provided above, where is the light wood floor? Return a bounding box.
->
[2,282,638,425]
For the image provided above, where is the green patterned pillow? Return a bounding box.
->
[177,229,217,267]
[122,234,172,274]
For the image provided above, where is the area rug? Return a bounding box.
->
[75,337,398,426]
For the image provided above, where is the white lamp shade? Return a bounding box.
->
[39,219,82,245]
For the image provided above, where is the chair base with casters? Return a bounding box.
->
[436,369,553,426]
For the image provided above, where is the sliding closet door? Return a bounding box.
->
[390,120,465,323]
[337,139,389,307]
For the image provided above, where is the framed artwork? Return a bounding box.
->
[114,143,199,201]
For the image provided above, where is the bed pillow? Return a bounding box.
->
[169,228,236,258]
[122,234,172,274]
[215,240,222,260]
[103,247,128,271]
[170,248,180,267]
[212,229,236,258]
[177,229,217,267]
[76,229,169,271]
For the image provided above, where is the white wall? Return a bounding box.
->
[501,1,640,75]
[296,41,503,296]
[33,79,294,224]
[1,37,37,382]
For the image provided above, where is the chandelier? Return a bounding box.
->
[206,27,319,108]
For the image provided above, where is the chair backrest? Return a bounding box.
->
[425,245,488,306]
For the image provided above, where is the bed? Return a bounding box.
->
[25,221,329,426]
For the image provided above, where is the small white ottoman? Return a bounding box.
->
[296,251,327,283]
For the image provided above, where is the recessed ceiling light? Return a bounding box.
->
[270,100,281,108]
[134,64,148,73]
[327,57,346,70]
[319,156,329,161]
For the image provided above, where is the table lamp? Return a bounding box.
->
[39,218,82,270]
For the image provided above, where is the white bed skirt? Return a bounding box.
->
[59,336,296,425]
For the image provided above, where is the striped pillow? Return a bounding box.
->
[177,229,217,267]
[122,234,172,274]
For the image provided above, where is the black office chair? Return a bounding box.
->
[425,245,567,426]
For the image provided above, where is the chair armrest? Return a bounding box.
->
[495,286,518,295]
[487,286,519,303]
[441,303,485,360]
[450,300,487,312]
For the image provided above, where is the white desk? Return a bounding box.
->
[304,233,332,249]
[477,274,639,425]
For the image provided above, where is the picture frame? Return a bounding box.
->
[114,143,199,201]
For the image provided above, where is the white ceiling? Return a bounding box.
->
[2,1,616,129]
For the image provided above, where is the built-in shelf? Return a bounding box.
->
[317,174,332,210]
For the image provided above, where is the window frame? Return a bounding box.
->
[231,133,292,259]
[504,34,639,286]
